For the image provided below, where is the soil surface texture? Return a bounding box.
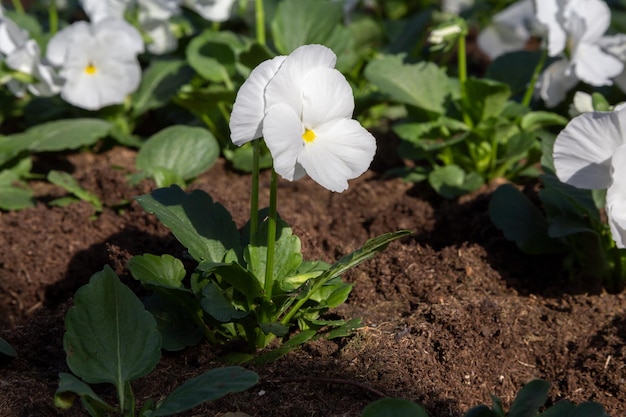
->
[1,144,625,417]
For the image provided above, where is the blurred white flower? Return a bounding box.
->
[442,0,473,15]
[229,44,376,193]
[46,18,144,110]
[80,0,128,22]
[553,106,626,247]
[184,0,236,22]
[477,0,540,60]
[0,13,61,97]
[535,0,623,107]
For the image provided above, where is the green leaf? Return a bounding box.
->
[18,119,112,152]
[135,186,241,263]
[200,282,248,322]
[485,51,543,96]
[0,336,16,357]
[54,372,114,412]
[151,366,258,417]
[271,0,343,54]
[540,400,609,417]
[245,216,303,287]
[131,59,194,118]
[464,77,511,124]
[186,31,238,82]
[196,261,263,302]
[252,329,317,365]
[520,111,568,131]
[365,55,450,114]
[507,379,549,417]
[47,170,103,211]
[0,170,33,210]
[143,292,204,352]
[135,125,219,187]
[361,398,429,417]
[489,184,558,255]
[428,165,483,199]
[463,405,497,417]
[127,254,186,289]
[63,266,162,409]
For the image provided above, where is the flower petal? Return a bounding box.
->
[262,103,304,181]
[538,59,579,108]
[229,55,286,146]
[554,107,626,189]
[535,0,566,57]
[606,145,626,248]
[297,118,376,192]
[265,44,337,118]
[301,68,354,128]
[571,0,610,45]
[574,42,623,86]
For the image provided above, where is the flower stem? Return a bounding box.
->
[248,0,266,243]
[521,49,548,108]
[10,0,24,14]
[255,0,266,46]
[48,1,58,34]
[264,169,278,299]
[249,141,260,242]
[457,34,472,128]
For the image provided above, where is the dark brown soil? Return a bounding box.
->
[1,144,625,417]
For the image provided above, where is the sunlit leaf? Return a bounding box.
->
[135,125,219,187]
[136,186,241,263]
[365,55,450,114]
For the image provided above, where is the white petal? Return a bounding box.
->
[606,145,626,248]
[553,107,626,189]
[301,68,354,128]
[572,0,610,45]
[265,44,337,118]
[538,59,579,108]
[184,0,236,22]
[229,55,286,146]
[61,59,141,110]
[141,18,178,54]
[297,118,376,192]
[534,0,566,56]
[574,43,623,86]
[262,103,304,181]
[46,21,90,66]
[93,18,145,58]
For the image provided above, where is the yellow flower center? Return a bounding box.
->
[84,63,97,75]
[302,128,316,143]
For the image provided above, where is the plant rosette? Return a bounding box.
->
[128,44,410,355]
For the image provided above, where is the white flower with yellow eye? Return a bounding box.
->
[45,18,144,110]
[229,44,376,193]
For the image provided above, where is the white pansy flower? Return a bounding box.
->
[535,0,624,107]
[442,0,474,15]
[553,107,626,247]
[477,0,540,60]
[0,14,61,97]
[80,0,129,23]
[230,44,376,193]
[46,18,144,110]
[184,0,236,22]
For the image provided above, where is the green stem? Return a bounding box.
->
[264,170,278,299]
[521,48,548,108]
[249,141,260,242]
[255,0,266,46]
[48,1,58,34]
[10,0,24,14]
[457,34,472,128]
[610,245,623,293]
